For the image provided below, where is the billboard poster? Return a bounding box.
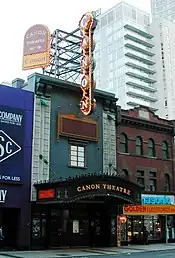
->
[22,24,50,70]
[0,105,25,183]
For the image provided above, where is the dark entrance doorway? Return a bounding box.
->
[0,208,19,250]
[43,197,117,248]
[48,201,111,248]
[88,202,110,247]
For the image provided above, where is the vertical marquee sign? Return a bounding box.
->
[22,24,51,70]
[79,12,98,116]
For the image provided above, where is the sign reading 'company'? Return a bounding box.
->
[22,24,50,70]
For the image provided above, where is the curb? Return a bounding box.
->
[112,248,175,256]
[1,248,175,257]
[58,248,175,257]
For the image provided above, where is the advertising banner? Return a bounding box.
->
[22,24,50,70]
[0,105,25,183]
[123,205,175,215]
[0,186,22,208]
[141,194,175,205]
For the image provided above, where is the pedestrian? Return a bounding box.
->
[143,226,149,245]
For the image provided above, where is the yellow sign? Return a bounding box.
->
[123,205,175,215]
[23,52,50,70]
[76,183,131,196]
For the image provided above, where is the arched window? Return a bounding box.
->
[148,138,156,157]
[121,169,129,179]
[162,141,169,160]
[120,133,128,153]
[136,136,143,155]
[164,174,170,192]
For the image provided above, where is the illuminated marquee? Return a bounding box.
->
[79,12,98,116]
[76,183,131,195]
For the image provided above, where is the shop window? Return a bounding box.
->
[148,138,156,157]
[164,174,170,192]
[136,136,143,155]
[69,143,86,168]
[127,216,144,243]
[162,141,169,159]
[128,216,163,244]
[120,133,128,153]
[144,216,162,241]
[136,170,145,187]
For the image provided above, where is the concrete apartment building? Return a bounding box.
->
[94,1,157,111]
[150,18,175,119]
[151,0,175,21]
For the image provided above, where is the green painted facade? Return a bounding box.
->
[33,73,117,179]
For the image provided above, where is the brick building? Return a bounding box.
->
[117,106,175,192]
[116,105,175,244]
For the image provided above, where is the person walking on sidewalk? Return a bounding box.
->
[143,226,149,245]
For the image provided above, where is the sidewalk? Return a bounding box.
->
[0,243,175,257]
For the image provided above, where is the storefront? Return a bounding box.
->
[32,173,142,249]
[0,86,34,250]
[123,194,175,244]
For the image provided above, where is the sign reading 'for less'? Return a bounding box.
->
[123,205,175,215]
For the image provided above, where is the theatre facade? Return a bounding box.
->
[32,173,142,248]
[25,73,143,249]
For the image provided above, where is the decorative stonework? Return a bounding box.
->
[31,96,51,201]
[103,112,116,174]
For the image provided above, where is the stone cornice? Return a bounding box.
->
[121,115,174,135]
[33,73,118,105]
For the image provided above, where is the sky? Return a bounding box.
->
[0,0,151,83]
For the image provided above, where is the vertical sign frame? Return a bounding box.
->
[79,12,98,115]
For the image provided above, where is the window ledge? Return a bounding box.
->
[117,153,170,161]
[146,156,157,159]
[118,152,157,159]
[68,165,87,169]
[118,152,130,155]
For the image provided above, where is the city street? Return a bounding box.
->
[0,245,175,258]
[0,250,175,257]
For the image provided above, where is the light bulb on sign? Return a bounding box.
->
[79,11,98,116]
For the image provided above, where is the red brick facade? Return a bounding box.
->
[116,106,175,192]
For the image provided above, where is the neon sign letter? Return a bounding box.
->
[79,12,97,116]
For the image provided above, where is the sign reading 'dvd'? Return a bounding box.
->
[0,106,25,183]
